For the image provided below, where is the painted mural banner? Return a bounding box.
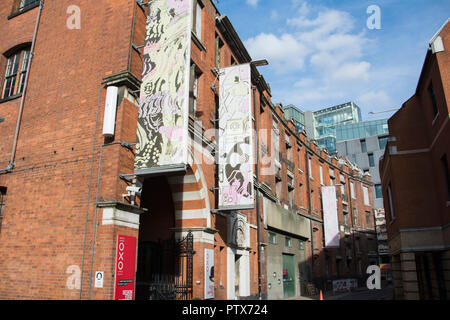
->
[204,249,215,299]
[322,186,340,248]
[113,235,137,300]
[134,0,192,174]
[218,64,254,210]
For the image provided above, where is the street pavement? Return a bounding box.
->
[284,284,393,300]
[324,284,393,300]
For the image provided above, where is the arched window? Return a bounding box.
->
[1,46,31,100]
[0,187,6,233]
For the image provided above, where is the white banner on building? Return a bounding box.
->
[204,249,215,299]
[322,186,340,247]
[134,0,192,174]
[218,64,254,210]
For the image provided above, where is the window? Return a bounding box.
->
[378,136,389,150]
[11,0,40,14]
[275,179,282,200]
[215,34,223,68]
[428,81,439,119]
[375,184,383,199]
[360,139,367,153]
[285,236,292,248]
[299,240,305,250]
[344,211,349,226]
[387,184,395,220]
[189,63,201,116]
[268,232,278,244]
[363,186,370,205]
[0,187,6,232]
[353,208,358,226]
[350,182,355,199]
[441,154,450,200]
[299,183,303,207]
[2,48,30,100]
[368,153,375,167]
[366,211,372,228]
[20,0,38,9]
[287,143,293,162]
[192,0,203,40]
[319,165,324,185]
[288,175,294,208]
[310,189,314,212]
[308,158,312,178]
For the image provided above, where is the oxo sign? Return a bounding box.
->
[113,235,137,300]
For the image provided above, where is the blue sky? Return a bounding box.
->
[215,0,450,121]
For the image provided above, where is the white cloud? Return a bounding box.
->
[245,33,309,73]
[246,0,260,7]
[331,61,371,82]
[293,78,315,88]
[357,90,394,112]
[270,10,279,21]
[244,1,373,106]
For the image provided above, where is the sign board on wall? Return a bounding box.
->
[322,186,340,248]
[218,64,254,210]
[333,278,357,293]
[134,0,192,175]
[204,249,215,299]
[113,235,137,300]
[94,271,104,288]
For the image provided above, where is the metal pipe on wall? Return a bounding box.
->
[0,0,43,174]
[305,151,314,281]
[252,84,263,300]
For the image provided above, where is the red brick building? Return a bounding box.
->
[0,0,376,300]
[379,19,450,300]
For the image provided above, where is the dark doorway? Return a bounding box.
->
[135,176,194,300]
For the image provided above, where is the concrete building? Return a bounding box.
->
[0,0,376,300]
[336,122,390,264]
[379,18,450,300]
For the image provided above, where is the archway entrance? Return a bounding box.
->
[135,175,194,300]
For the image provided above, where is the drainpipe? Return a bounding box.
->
[127,0,138,72]
[347,177,358,280]
[304,151,314,282]
[0,0,43,174]
[252,84,262,300]
[88,141,135,299]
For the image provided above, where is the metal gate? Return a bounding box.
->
[144,232,195,300]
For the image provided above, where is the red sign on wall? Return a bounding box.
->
[113,235,137,300]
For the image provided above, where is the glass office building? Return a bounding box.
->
[313,102,362,153]
[336,119,389,141]
[283,104,306,133]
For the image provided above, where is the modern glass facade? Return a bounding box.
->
[281,102,388,156]
[313,102,362,153]
[336,119,389,141]
[283,104,306,133]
